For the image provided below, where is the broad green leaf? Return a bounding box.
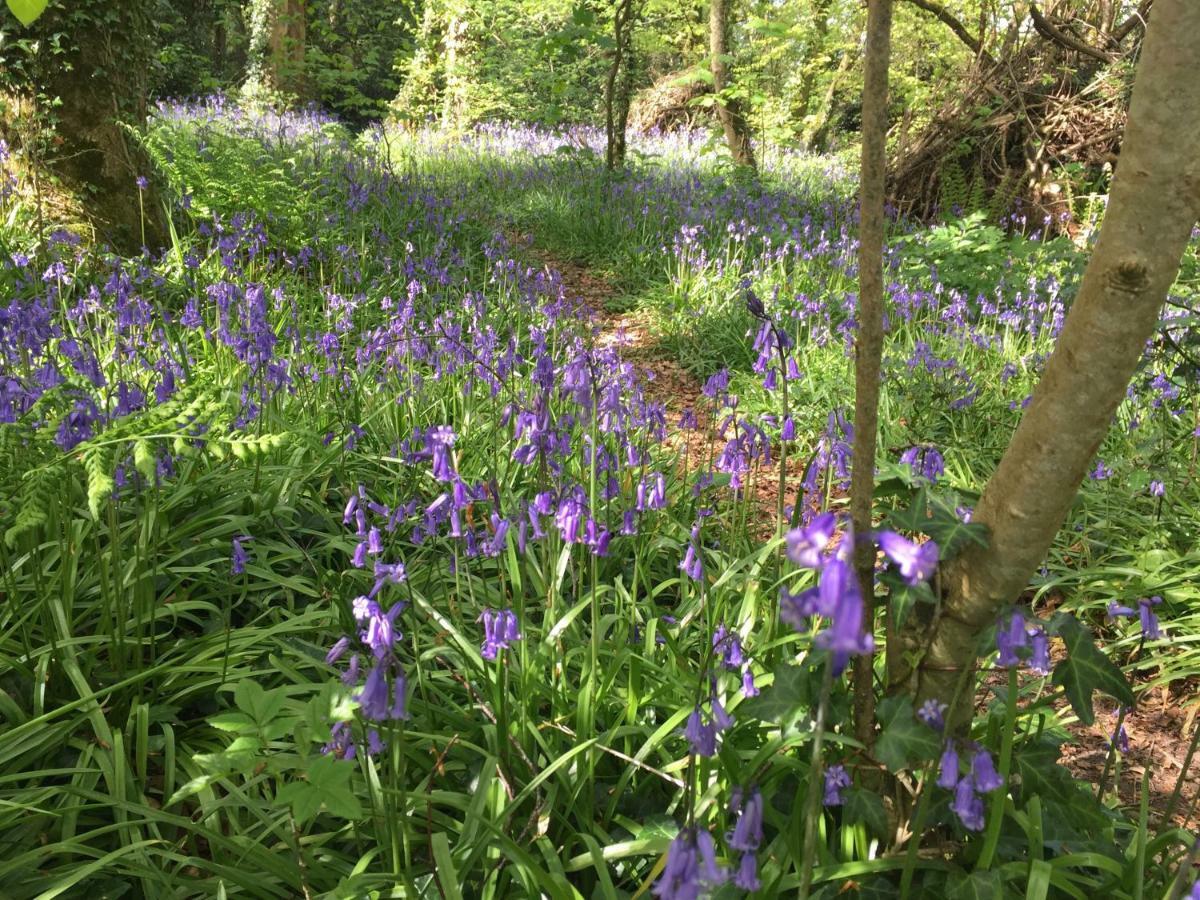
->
[277,755,362,824]
[740,663,812,724]
[947,869,1003,900]
[6,0,48,26]
[874,696,940,773]
[843,788,889,842]
[1050,616,1135,725]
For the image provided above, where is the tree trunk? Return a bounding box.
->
[605,0,639,170]
[271,0,306,98]
[851,0,893,749]
[4,0,164,251]
[889,0,1200,715]
[709,0,756,170]
[792,0,832,142]
[246,0,306,99]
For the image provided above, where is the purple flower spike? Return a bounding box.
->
[480,608,520,661]
[733,852,761,891]
[727,788,763,851]
[877,531,939,585]
[917,699,948,732]
[823,764,851,806]
[996,613,1028,667]
[1139,596,1162,640]
[684,708,717,757]
[952,775,985,831]
[971,749,1003,792]
[785,511,836,568]
[1028,628,1051,675]
[231,536,250,575]
[937,742,959,790]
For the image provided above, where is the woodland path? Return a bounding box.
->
[516,234,1200,832]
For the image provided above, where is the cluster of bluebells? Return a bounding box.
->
[899,444,945,483]
[653,786,765,899]
[937,741,1004,831]
[780,512,938,673]
[995,611,1052,674]
[1107,596,1163,641]
[480,608,521,660]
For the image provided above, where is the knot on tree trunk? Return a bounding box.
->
[1106,257,1151,294]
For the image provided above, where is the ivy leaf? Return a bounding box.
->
[277,755,362,824]
[946,869,1003,900]
[843,788,889,842]
[740,663,812,725]
[6,0,47,26]
[1051,615,1135,725]
[874,696,941,772]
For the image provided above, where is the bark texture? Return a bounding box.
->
[851,0,893,748]
[889,0,1200,711]
[708,0,756,170]
[604,0,637,170]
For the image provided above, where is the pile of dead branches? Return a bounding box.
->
[890,0,1150,228]
[628,69,712,133]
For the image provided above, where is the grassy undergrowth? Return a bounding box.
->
[0,107,1196,898]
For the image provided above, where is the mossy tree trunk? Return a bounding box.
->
[246,0,307,99]
[1,0,164,251]
[708,0,756,171]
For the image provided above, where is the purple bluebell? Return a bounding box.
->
[877,531,939,585]
[733,852,760,891]
[996,612,1028,667]
[952,775,985,831]
[785,511,836,568]
[231,536,250,576]
[971,749,1003,792]
[823,764,851,806]
[727,787,763,851]
[937,742,959,790]
[480,608,521,660]
[684,708,717,757]
[917,699,947,732]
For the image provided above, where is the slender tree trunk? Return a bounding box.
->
[604,0,634,170]
[851,0,893,749]
[889,0,1200,715]
[792,0,832,141]
[803,49,854,153]
[709,0,756,170]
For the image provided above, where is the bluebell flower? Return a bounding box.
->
[727,787,763,851]
[684,708,717,757]
[1028,628,1051,675]
[952,775,985,831]
[785,511,836,568]
[996,612,1028,667]
[741,669,759,698]
[971,748,1003,792]
[823,764,851,806]
[480,608,520,660]
[231,536,250,575]
[937,742,959,790]
[877,531,939,585]
[917,699,947,732]
[733,852,760,891]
